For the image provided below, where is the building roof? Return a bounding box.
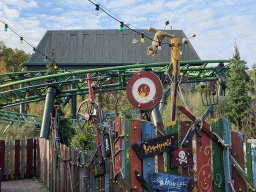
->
[25,29,200,67]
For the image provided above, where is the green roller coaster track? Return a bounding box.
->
[0,60,232,110]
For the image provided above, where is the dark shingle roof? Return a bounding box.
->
[26,29,200,66]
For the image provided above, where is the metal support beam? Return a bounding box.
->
[40,86,57,139]
[71,84,77,119]
[20,83,25,114]
[151,105,162,126]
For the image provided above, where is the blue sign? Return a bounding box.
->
[149,173,190,192]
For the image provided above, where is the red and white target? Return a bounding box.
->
[126,71,162,110]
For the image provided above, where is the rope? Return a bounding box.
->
[181,118,200,146]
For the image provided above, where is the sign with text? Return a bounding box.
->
[171,148,194,168]
[149,173,191,191]
[132,133,178,159]
[113,173,132,192]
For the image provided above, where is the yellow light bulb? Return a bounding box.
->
[141,38,144,43]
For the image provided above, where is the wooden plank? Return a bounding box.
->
[114,172,132,192]
[253,147,256,188]
[44,138,47,184]
[95,129,104,192]
[211,118,225,191]
[130,120,142,192]
[196,122,213,192]
[157,122,165,173]
[104,122,110,192]
[149,173,191,191]
[246,142,253,192]
[33,138,37,177]
[180,121,196,191]
[36,138,40,178]
[165,121,179,175]
[26,138,34,178]
[0,140,5,180]
[15,140,20,179]
[141,120,155,192]
[114,117,122,176]
[231,132,246,191]
[124,120,131,185]
[121,119,126,179]
[5,140,9,180]
[132,133,178,159]
[222,118,232,192]
[9,140,14,179]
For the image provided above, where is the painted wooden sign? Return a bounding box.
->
[171,148,193,168]
[113,173,132,192]
[132,133,178,159]
[149,173,191,191]
[94,162,105,177]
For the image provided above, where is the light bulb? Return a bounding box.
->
[141,33,144,43]
[20,37,23,44]
[158,42,161,50]
[120,22,124,32]
[45,56,48,62]
[95,4,99,16]
[191,33,196,38]
[33,47,36,54]
[54,65,58,69]
[4,24,8,32]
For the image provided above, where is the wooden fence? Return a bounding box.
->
[0,117,256,192]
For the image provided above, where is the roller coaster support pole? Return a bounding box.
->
[71,83,77,119]
[171,38,180,121]
[40,86,57,139]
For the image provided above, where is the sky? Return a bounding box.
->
[0,0,256,68]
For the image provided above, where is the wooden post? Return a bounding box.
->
[231,132,246,191]
[15,140,20,179]
[0,140,5,180]
[125,120,131,185]
[171,38,180,121]
[26,138,33,178]
[246,142,254,192]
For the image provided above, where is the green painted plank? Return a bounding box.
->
[165,120,179,175]
[211,118,225,191]
[246,142,253,192]
[124,119,131,185]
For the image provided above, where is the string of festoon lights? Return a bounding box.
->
[0,19,52,63]
[0,0,195,64]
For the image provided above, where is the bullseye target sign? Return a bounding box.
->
[126,71,162,110]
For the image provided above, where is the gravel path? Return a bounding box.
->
[1,179,49,192]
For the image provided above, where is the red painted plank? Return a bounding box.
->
[15,140,20,179]
[196,122,213,192]
[36,138,40,178]
[26,138,33,178]
[115,117,122,175]
[231,132,246,191]
[0,140,5,180]
[181,121,196,192]
[130,120,142,192]
[157,122,164,173]
[33,138,37,177]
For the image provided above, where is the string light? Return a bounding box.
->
[20,37,23,44]
[45,56,48,62]
[158,42,161,50]
[33,47,36,54]
[120,22,124,32]
[4,24,8,32]
[141,33,144,43]
[95,4,100,16]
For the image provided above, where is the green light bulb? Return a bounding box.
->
[120,27,124,32]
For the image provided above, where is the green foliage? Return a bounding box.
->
[71,126,95,152]
[0,121,40,141]
[55,99,74,146]
[0,41,30,72]
[225,46,250,130]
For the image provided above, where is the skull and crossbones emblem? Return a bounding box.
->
[178,150,187,164]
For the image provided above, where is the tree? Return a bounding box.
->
[0,41,30,72]
[225,46,250,130]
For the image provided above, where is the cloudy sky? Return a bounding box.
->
[0,0,255,68]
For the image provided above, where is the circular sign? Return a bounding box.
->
[126,71,162,110]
